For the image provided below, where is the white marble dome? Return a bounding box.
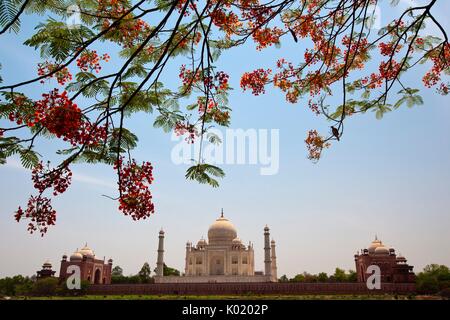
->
[70,251,83,261]
[368,238,383,254]
[79,244,94,258]
[208,214,237,244]
[375,246,390,255]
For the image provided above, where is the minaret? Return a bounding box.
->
[185,241,191,275]
[264,225,271,277]
[156,229,165,277]
[271,239,277,281]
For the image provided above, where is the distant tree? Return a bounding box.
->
[333,268,347,282]
[318,272,328,283]
[279,275,289,283]
[32,278,59,296]
[164,264,181,277]
[111,265,123,277]
[291,274,306,283]
[153,263,181,277]
[138,262,151,283]
[0,275,34,296]
[347,270,357,282]
[416,264,450,294]
[111,274,141,284]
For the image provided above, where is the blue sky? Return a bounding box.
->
[0,1,449,278]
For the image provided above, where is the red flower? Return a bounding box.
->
[15,196,56,236]
[114,157,155,220]
[240,68,271,95]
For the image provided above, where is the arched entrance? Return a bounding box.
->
[209,255,224,275]
[94,269,101,284]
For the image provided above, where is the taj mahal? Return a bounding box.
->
[41,210,416,295]
[153,210,278,283]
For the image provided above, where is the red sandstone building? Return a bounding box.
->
[355,236,415,283]
[36,261,56,279]
[59,244,113,284]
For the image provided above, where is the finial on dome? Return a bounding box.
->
[221,208,224,218]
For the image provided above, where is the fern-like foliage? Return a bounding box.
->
[185,164,225,188]
[0,0,23,33]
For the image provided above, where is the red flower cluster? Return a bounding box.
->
[305,130,329,161]
[32,162,72,196]
[213,110,230,124]
[97,0,153,49]
[37,91,83,137]
[176,0,198,16]
[8,89,107,147]
[379,42,402,56]
[215,71,230,91]
[37,61,72,85]
[114,157,155,221]
[14,196,56,236]
[308,99,320,115]
[379,60,401,81]
[203,71,230,91]
[76,50,110,73]
[240,68,271,95]
[198,97,216,114]
[179,64,201,92]
[174,121,198,144]
[422,44,450,88]
[252,27,282,50]
[39,90,107,146]
[209,8,241,38]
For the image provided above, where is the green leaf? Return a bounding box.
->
[207,132,222,145]
[0,0,22,34]
[153,111,183,133]
[185,164,224,188]
[108,128,138,154]
[19,149,39,169]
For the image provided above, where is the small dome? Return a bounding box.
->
[368,237,383,253]
[197,238,207,246]
[70,251,83,261]
[208,213,237,244]
[374,246,390,255]
[43,260,52,267]
[79,244,94,258]
[397,253,406,261]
